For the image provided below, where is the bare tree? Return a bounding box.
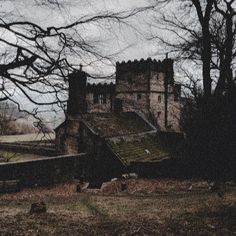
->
[0,102,16,135]
[149,0,236,180]
[0,0,154,120]
[150,0,236,97]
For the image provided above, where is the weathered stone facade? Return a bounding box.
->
[80,58,181,131]
[86,83,115,113]
[115,58,181,131]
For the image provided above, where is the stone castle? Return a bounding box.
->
[68,58,180,129]
[56,57,181,154]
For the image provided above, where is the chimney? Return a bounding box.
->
[67,70,87,117]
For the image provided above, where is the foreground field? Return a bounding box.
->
[0,151,45,162]
[0,133,55,143]
[0,180,235,236]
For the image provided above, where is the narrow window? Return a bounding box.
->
[127,75,132,84]
[93,93,99,104]
[174,84,181,102]
[98,94,106,104]
[94,93,106,104]
[158,95,161,103]
[137,93,142,100]
[157,112,161,118]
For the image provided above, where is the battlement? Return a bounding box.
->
[87,82,115,93]
[116,57,173,75]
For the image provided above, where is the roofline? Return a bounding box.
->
[134,111,157,131]
[129,154,172,164]
[105,130,157,142]
[80,111,156,139]
[54,120,65,131]
[106,132,172,166]
[105,142,128,167]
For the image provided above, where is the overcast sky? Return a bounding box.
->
[0,0,180,122]
[0,0,195,123]
[1,0,167,74]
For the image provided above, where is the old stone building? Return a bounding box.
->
[64,58,180,129]
[115,58,181,131]
[56,57,181,153]
[55,57,182,181]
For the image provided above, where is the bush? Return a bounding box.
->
[180,86,236,180]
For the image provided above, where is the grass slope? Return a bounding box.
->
[0,181,235,235]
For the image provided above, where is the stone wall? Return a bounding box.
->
[55,118,80,154]
[115,64,149,111]
[0,143,56,156]
[0,154,87,187]
[116,93,149,114]
[86,93,113,113]
[86,83,115,113]
[167,94,181,131]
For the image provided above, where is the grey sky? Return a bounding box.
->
[1,0,168,120]
[2,0,164,75]
[2,0,222,122]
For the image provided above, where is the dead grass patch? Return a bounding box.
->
[0,180,235,235]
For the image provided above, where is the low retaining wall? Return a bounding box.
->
[0,154,88,187]
[0,143,57,156]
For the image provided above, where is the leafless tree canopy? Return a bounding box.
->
[0,0,153,118]
[150,0,236,97]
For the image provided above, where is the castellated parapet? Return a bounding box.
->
[116,58,174,84]
[87,83,115,93]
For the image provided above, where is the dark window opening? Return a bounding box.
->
[93,93,107,104]
[174,93,179,102]
[158,95,161,103]
[174,84,181,102]
[93,94,98,104]
[157,112,161,118]
[127,75,132,84]
[137,93,142,100]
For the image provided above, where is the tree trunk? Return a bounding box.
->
[202,24,212,97]
[224,14,233,88]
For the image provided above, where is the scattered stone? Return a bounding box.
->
[122,173,138,179]
[111,178,118,182]
[208,181,218,191]
[88,181,103,189]
[30,202,47,214]
[188,185,193,191]
[129,173,138,179]
[81,182,90,190]
[122,174,129,179]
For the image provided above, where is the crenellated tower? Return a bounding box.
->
[115,57,181,131]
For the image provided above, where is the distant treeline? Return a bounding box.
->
[0,102,52,135]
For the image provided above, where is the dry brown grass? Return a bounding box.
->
[0,180,235,235]
[0,132,55,143]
